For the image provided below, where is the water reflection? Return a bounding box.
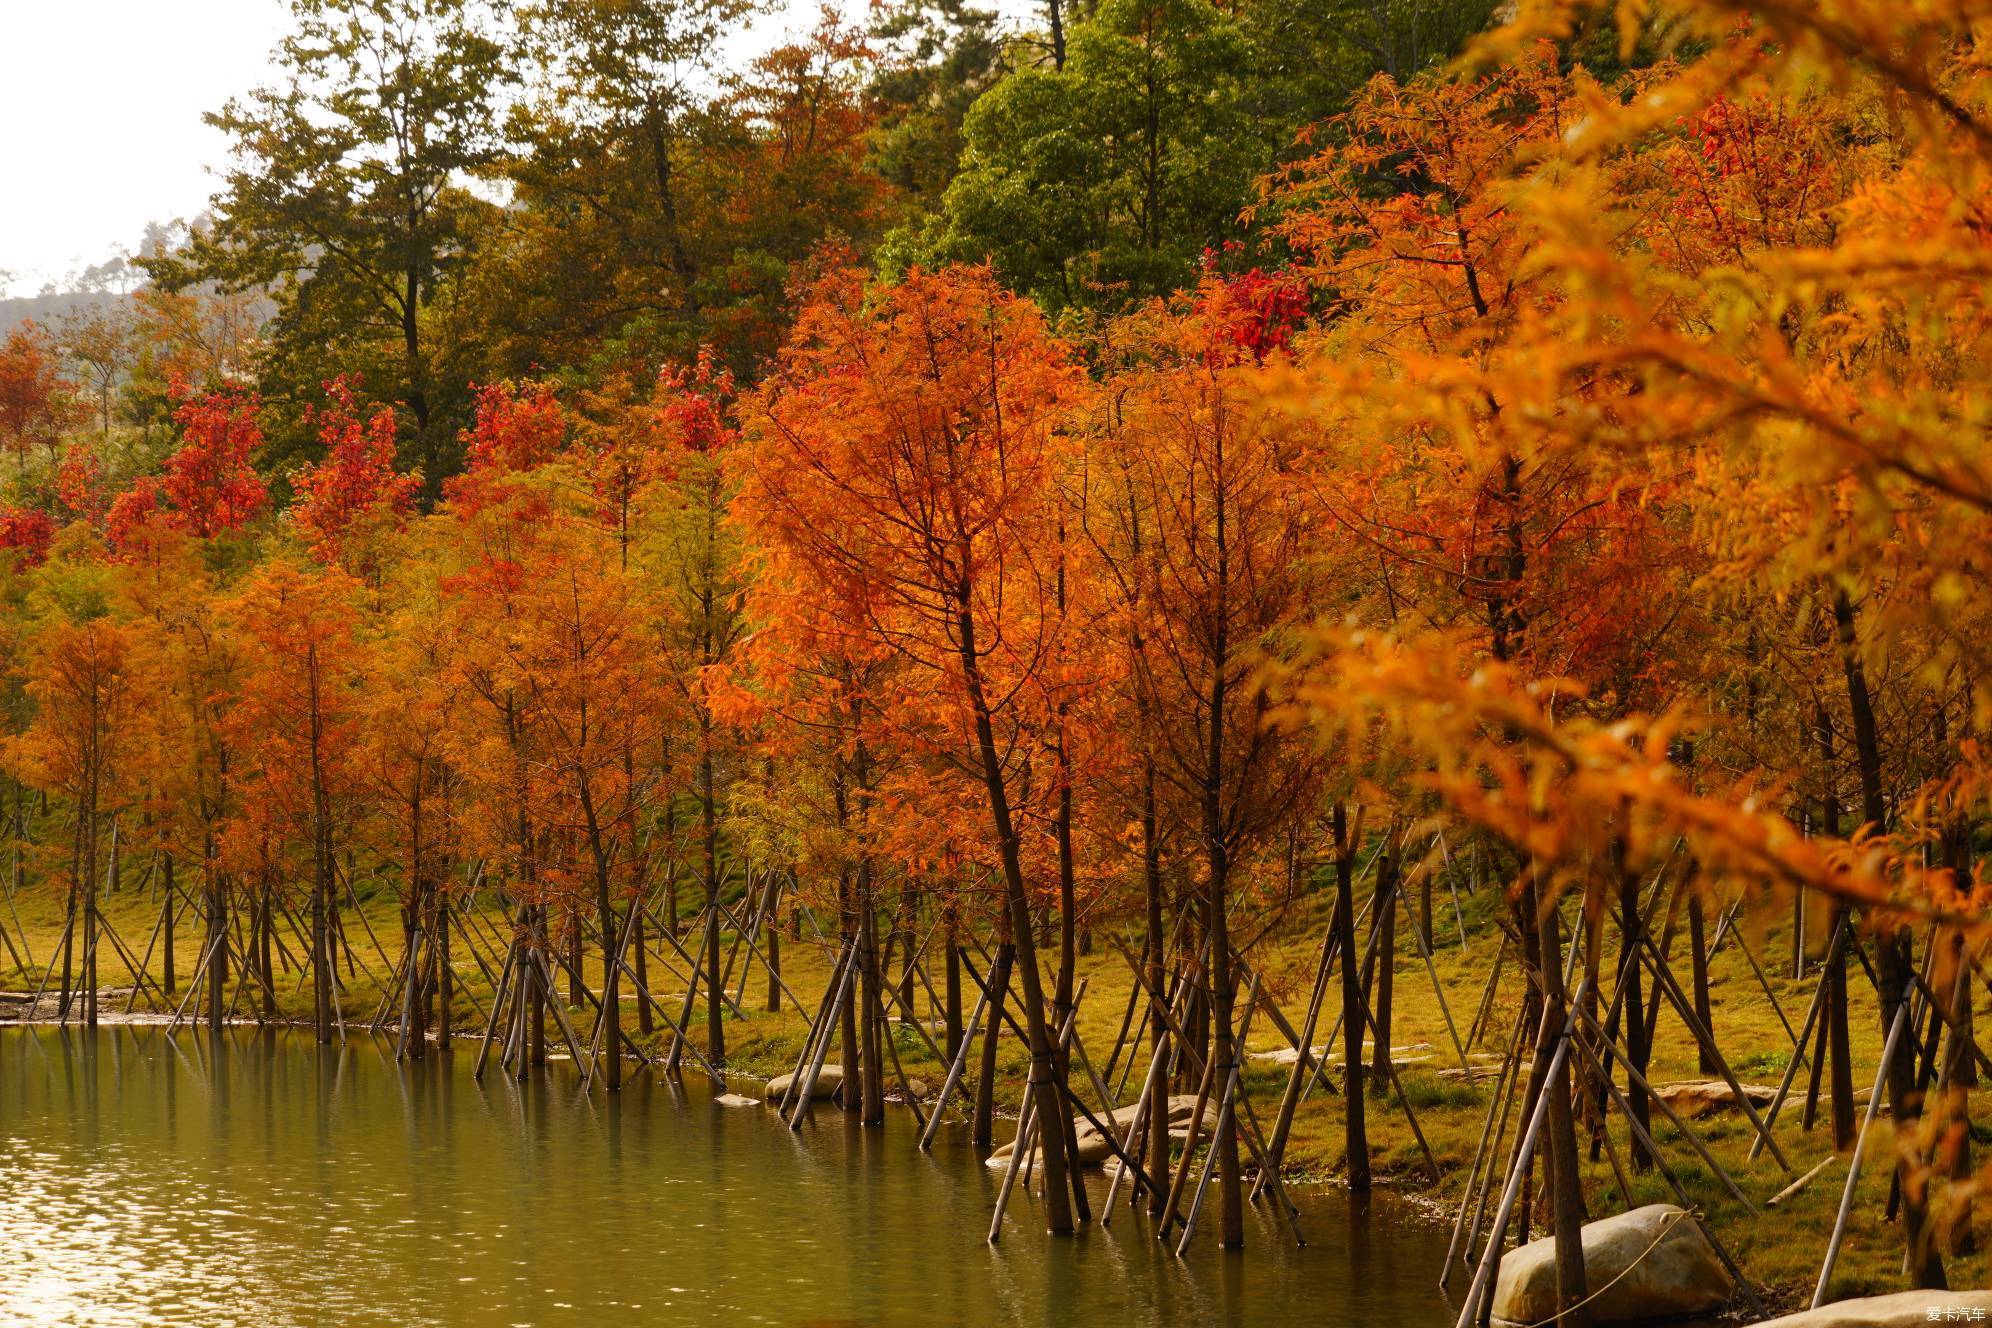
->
[0,1026,1451,1327]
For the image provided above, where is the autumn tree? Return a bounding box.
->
[650,351,749,1067]
[0,323,76,473]
[223,560,368,1042]
[290,377,423,579]
[742,264,1090,1232]
[6,603,143,1028]
[1089,275,1323,1243]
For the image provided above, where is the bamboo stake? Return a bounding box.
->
[1441,1010,1530,1287]
[787,947,857,1128]
[987,999,1083,1243]
[1452,975,1590,1328]
[918,961,996,1149]
[1570,1001,1757,1213]
[779,940,852,1117]
[1637,931,1794,1172]
[1752,916,1847,1160]
[1811,995,1914,1309]
[1102,1039,1169,1221]
[1400,878,1471,1074]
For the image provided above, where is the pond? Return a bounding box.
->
[0,1026,1454,1327]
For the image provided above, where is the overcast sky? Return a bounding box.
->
[0,0,869,298]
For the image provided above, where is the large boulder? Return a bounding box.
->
[985,1094,1220,1170]
[1490,1204,1731,1325]
[764,1065,844,1102]
[1751,1290,1992,1327]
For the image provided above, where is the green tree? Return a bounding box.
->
[906,0,1258,309]
[144,0,512,495]
[867,0,1007,209]
[514,0,759,323]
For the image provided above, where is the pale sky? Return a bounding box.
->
[0,0,878,299]
[0,1,289,296]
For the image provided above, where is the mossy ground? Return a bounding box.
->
[3,873,1986,1315]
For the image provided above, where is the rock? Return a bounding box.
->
[1489,1204,1730,1326]
[1250,1040,1431,1067]
[1751,1290,1992,1327]
[903,1078,931,1100]
[763,1065,844,1102]
[713,1092,760,1107]
[985,1094,1221,1170]
[1651,1079,1779,1120]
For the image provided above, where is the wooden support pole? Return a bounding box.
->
[1812,995,1914,1309]
[1452,975,1590,1328]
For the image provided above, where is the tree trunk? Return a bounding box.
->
[1334,805,1369,1191]
[162,854,177,994]
[435,891,453,1050]
[1617,855,1652,1170]
[974,938,1012,1148]
[956,592,1074,1234]
[1523,873,1589,1325]
[1815,704,1857,1150]
[1144,764,1170,1216]
[1836,589,1945,1289]
[1688,891,1715,1075]
[205,833,225,1035]
[1370,838,1398,1094]
[943,904,963,1063]
[762,870,783,1015]
[859,864,885,1124]
[259,885,276,1020]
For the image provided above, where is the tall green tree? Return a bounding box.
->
[514,0,759,322]
[867,0,1007,209]
[903,0,1258,310]
[144,0,512,494]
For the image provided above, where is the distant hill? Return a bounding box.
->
[1,289,131,334]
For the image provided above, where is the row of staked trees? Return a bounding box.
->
[2,0,1991,1312]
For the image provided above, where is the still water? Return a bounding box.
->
[0,1026,1451,1327]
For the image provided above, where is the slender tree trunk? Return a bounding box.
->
[1836,589,1945,1288]
[582,781,622,1092]
[1535,887,1590,1326]
[81,793,100,1029]
[1053,722,1090,1223]
[1815,704,1857,1149]
[974,936,1012,1148]
[1334,805,1369,1191]
[859,861,885,1124]
[761,869,783,1015]
[435,889,452,1051]
[702,742,724,1067]
[259,883,276,1021]
[1617,851,1651,1170]
[956,591,1074,1234]
[1943,920,1975,1255]
[838,874,862,1116]
[1370,837,1398,1094]
[1688,891,1715,1075]
[162,854,177,994]
[943,902,962,1062]
[1144,763,1170,1216]
[205,832,225,1035]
